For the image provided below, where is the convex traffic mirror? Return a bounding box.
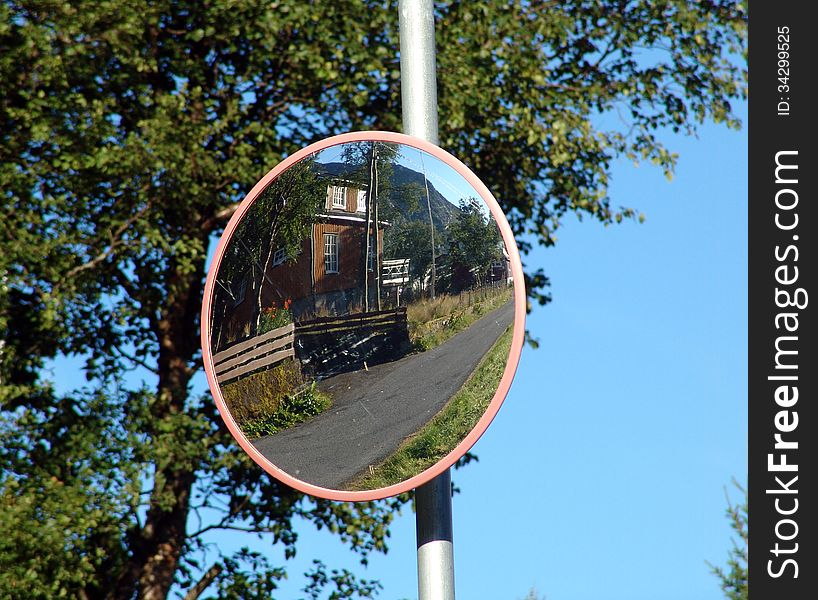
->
[202,132,525,500]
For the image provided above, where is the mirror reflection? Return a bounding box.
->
[209,140,515,491]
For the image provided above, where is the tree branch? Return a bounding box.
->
[188,494,251,538]
[183,563,223,600]
[112,342,159,375]
[59,201,153,287]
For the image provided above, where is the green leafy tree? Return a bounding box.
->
[214,155,325,339]
[1,3,411,598]
[434,0,746,306]
[383,219,445,290]
[444,199,503,290]
[0,0,745,598]
[709,480,748,600]
[339,141,401,186]
[520,588,546,600]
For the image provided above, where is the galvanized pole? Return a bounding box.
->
[398,2,455,599]
[415,469,455,600]
[399,0,439,144]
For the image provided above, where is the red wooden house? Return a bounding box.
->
[215,181,387,347]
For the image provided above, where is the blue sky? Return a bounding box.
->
[240,105,748,598]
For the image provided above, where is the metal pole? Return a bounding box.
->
[399,0,439,145]
[398,2,454,600]
[416,469,454,600]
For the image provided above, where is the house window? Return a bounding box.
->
[272,246,286,267]
[331,185,346,209]
[324,233,339,273]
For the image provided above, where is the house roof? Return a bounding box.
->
[318,212,391,227]
[328,178,367,189]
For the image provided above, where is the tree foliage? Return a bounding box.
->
[337,140,417,227]
[444,199,502,290]
[520,588,546,600]
[383,219,445,289]
[709,480,748,600]
[214,155,325,338]
[0,0,745,598]
[434,0,746,306]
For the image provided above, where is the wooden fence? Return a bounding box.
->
[213,309,410,383]
[295,307,411,377]
[212,322,295,384]
[296,307,407,335]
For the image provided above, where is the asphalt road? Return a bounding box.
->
[252,299,514,490]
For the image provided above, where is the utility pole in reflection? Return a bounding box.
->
[373,143,382,311]
[362,142,375,312]
[399,1,454,599]
[420,152,436,300]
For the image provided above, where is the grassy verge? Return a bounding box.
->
[239,381,331,439]
[345,324,513,491]
[220,361,332,439]
[408,286,512,351]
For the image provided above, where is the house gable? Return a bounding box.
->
[325,182,364,214]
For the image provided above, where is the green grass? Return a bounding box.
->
[408,286,512,351]
[220,360,331,439]
[345,324,513,491]
[239,381,331,439]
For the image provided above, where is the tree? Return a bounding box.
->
[1,3,411,598]
[383,219,445,292]
[709,480,748,600]
[445,199,503,291]
[433,0,746,307]
[0,1,745,598]
[218,155,325,336]
[520,588,546,600]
